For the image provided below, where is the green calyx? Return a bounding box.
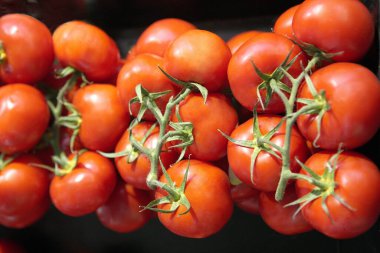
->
[0,153,14,170]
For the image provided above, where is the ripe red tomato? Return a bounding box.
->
[163,29,231,92]
[296,62,380,150]
[0,14,54,84]
[226,30,262,55]
[96,181,153,233]
[171,93,238,162]
[0,84,50,154]
[231,183,260,215]
[50,151,117,217]
[117,53,175,121]
[227,115,310,192]
[295,151,380,239]
[115,122,177,190]
[72,84,130,152]
[155,160,233,238]
[53,21,120,82]
[292,0,374,62]
[134,18,196,57]
[259,186,312,235]
[228,32,307,113]
[273,5,299,39]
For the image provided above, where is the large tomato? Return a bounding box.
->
[296,62,380,150]
[50,151,117,217]
[227,115,310,192]
[171,93,238,162]
[96,181,153,233]
[0,84,50,154]
[163,29,231,92]
[53,21,120,82]
[228,32,307,114]
[226,30,262,55]
[292,0,374,62]
[116,53,175,121]
[155,160,233,238]
[134,18,196,57]
[273,5,299,39]
[72,84,130,152]
[295,151,380,239]
[0,14,54,84]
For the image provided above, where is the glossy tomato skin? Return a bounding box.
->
[273,5,299,39]
[231,183,260,215]
[0,84,50,154]
[296,151,380,239]
[292,0,374,62]
[163,29,231,92]
[227,115,310,192]
[96,181,153,233]
[259,186,312,235]
[0,14,54,84]
[296,63,380,150]
[50,151,117,217]
[53,21,120,82]
[156,160,233,238]
[115,122,177,190]
[172,93,238,162]
[72,84,130,152]
[227,30,262,55]
[117,53,175,121]
[134,18,196,57]
[228,32,307,114]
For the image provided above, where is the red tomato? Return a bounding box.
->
[163,29,231,92]
[96,181,152,233]
[50,151,117,217]
[259,186,312,235]
[117,53,175,121]
[72,84,130,152]
[0,155,50,228]
[228,32,307,113]
[134,18,196,57]
[231,183,260,215]
[227,115,310,192]
[0,84,50,154]
[171,93,238,162]
[227,30,262,55]
[296,151,380,239]
[115,122,177,190]
[296,62,380,150]
[155,160,233,238]
[292,0,374,62]
[53,21,120,82]
[273,5,299,39]
[0,14,54,84]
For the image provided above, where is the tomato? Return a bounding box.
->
[96,181,152,233]
[163,29,231,92]
[72,84,130,152]
[0,155,50,228]
[117,53,175,121]
[53,21,120,82]
[115,122,177,190]
[296,62,380,150]
[228,32,307,113]
[231,183,260,215]
[273,5,299,39]
[292,0,374,62]
[134,18,196,57]
[259,186,312,235]
[0,84,50,154]
[0,239,26,253]
[0,14,54,85]
[227,115,310,192]
[155,160,233,238]
[50,151,117,217]
[171,93,238,162]
[226,30,262,55]
[295,151,380,239]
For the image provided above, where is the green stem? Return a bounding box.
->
[0,42,6,64]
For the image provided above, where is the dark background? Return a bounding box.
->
[0,0,379,252]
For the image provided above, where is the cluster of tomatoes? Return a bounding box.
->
[0,0,379,241]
